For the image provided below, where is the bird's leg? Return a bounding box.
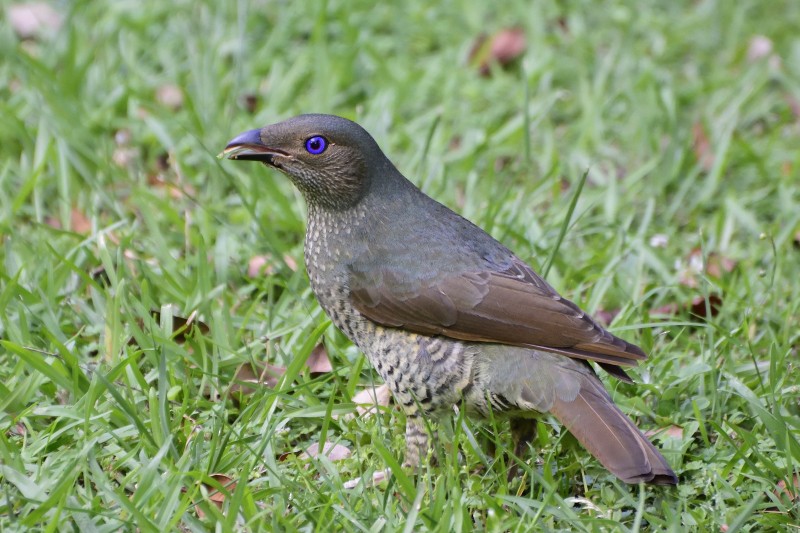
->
[402,415,428,468]
[508,418,536,482]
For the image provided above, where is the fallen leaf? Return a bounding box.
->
[7,422,26,437]
[154,309,209,341]
[678,249,736,288]
[645,425,684,440]
[704,253,737,279]
[650,295,722,320]
[689,294,723,318]
[306,343,333,376]
[300,442,351,462]
[156,84,183,111]
[129,309,210,348]
[787,94,800,121]
[764,473,800,513]
[490,28,526,67]
[195,473,237,518]
[147,165,195,200]
[155,152,170,172]
[247,254,297,277]
[277,450,301,462]
[44,207,92,233]
[343,469,389,489]
[71,208,92,234]
[650,303,680,317]
[247,255,274,278]
[469,28,526,76]
[207,474,236,507]
[283,254,299,272]
[241,93,259,114]
[775,473,799,501]
[692,122,714,172]
[9,3,63,39]
[594,308,619,327]
[352,384,392,417]
[230,361,286,394]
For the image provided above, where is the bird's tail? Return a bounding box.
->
[549,376,678,485]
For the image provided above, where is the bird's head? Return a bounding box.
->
[222,114,384,210]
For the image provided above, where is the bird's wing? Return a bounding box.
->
[349,257,646,369]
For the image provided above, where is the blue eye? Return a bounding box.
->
[305,136,328,155]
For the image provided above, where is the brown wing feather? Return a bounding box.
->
[350,257,646,368]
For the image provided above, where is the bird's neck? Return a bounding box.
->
[303,169,423,281]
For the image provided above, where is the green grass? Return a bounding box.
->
[2,0,799,530]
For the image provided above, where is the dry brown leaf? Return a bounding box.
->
[229,344,333,398]
[650,303,680,317]
[230,361,286,395]
[764,473,800,513]
[679,249,736,288]
[689,294,723,318]
[306,343,333,376]
[299,442,351,462]
[44,216,60,229]
[208,474,236,507]
[156,84,184,111]
[153,309,209,342]
[241,93,259,114]
[44,208,91,233]
[276,450,301,462]
[155,152,170,172]
[645,425,684,440]
[774,473,799,502]
[787,94,800,122]
[9,3,63,39]
[594,308,619,327]
[283,254,299,272]
[469,28,526,76]
[195,473,237,518]
[490,28,526,66]
[71,208,92,234]
[650,295,722,320]
[342,469,389,489]
[147,167,195,200]
[247,254,297,277]
[692,122,714,171]
[7,422,26,437]
[247,255,275,278]
[352,384,392,417]
[705,254,737,279]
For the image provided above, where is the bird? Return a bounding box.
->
[222,114,678,485]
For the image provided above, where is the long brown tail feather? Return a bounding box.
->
[550,377,677,485]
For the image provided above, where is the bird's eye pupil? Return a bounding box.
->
[305,136,328,155]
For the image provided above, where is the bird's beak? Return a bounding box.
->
[219,129,288,163]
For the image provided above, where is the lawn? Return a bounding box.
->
[1,0,799,530]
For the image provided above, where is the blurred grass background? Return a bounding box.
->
[1,0,799,530]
